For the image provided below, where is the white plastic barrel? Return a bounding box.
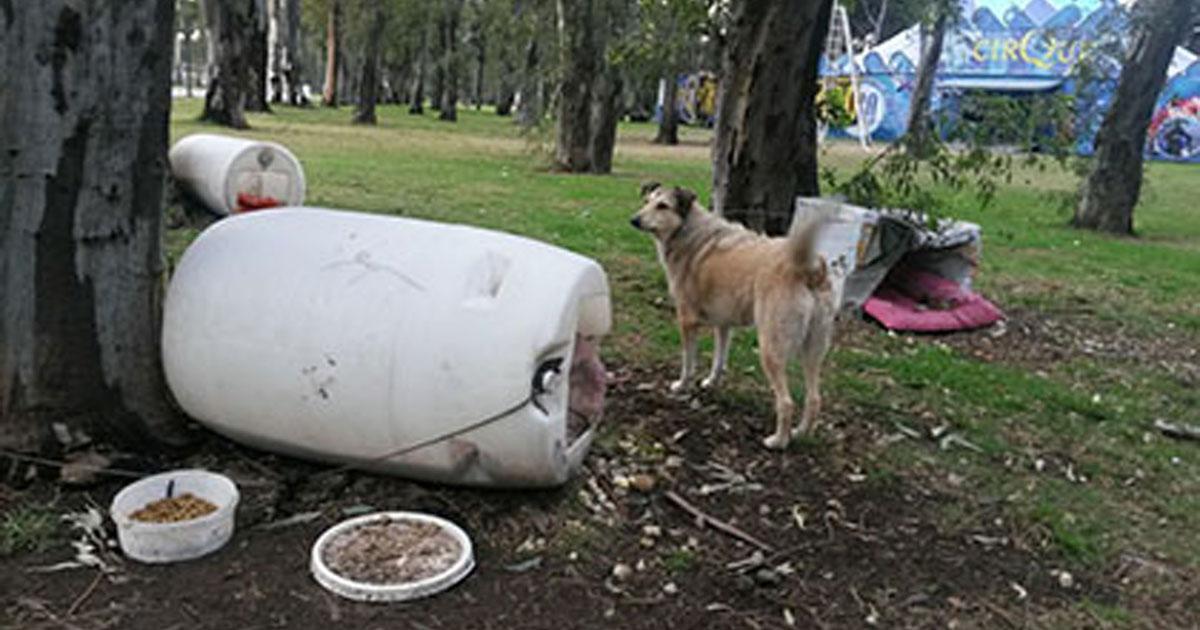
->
[169,134,306,215]
[162,208,611,488]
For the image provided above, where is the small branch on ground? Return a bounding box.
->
[1154,419,1200,442]
[664,490,773,553]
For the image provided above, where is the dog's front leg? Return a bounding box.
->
[670,324,701,393]
[701,327,732,389]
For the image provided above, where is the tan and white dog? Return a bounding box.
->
[630,183,837,450]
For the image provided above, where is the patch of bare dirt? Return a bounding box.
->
[2,364,1133,630]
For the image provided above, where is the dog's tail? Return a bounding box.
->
[785,217,828,286]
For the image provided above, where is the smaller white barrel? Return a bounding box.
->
[169,133,306,215]
[162,208,612,488]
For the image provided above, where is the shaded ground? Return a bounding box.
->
[3,310,1198,629]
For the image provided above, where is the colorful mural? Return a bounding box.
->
[816,0,1200,163]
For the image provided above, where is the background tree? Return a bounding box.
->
[712,0,834,235]
[903,0,957,156]
[352,0,388,124]
[2,0,187,448]
[439,0,466,121]
[321,0,341,106]
[555,0,601,171]
[245,0,271,112]
[1074,0,1198,234]
[201,0,254,127]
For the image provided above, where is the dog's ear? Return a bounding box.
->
[673,187,697,214]
[640,181,662,199]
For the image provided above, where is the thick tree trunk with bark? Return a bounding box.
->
[516,37,542,126]
[589,70,623,174]
[654,75,679,145]
[496,55,516,116]
[244,0,270,113]
[904,11,949,156]
[2,0,187,449]
[353,3,387,125]
[322,0,340,107]
[1075,0,1196,234]
[201,0,253,128]
[712,0,833,235]
[555,0,598,171]
[439,0,463,121]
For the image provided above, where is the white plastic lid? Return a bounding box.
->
[310,511,474,602]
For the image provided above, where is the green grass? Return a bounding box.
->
[167,101,1200,583]
[0,505,59,557]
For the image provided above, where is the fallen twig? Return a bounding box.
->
[1155,419,1200,442]
[664,490,773,553]
[66,572,104,617]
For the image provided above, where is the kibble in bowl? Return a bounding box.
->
[110,470,239,564]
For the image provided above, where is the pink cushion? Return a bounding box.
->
[863,266,1004,332]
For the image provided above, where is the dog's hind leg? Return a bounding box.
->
[670,323,701,393]
[758,328,797,451]
[796,313,833,435]
[701,327,732,389]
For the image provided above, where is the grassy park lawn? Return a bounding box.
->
[166,100,1200,624]
[5,100,1196,629]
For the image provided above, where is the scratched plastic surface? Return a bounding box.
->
[162,208,611,487]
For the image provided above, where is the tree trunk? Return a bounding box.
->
[1075,0,1196,234]
[516,37,541,126]
[904,11,949,156]
[555,0,598,172]
[654,75,679,145]
[712,0,833,235]
[244,0,270,113]
[409,29,427,114]
[2,0,188,449]
[439,0,463,122]
[589,69,623,174]
[284,0,307,106]
[268,0,285,104]
[322,0,340,107]
[201,0,252,128]
[353,3,387,125]
[473,29,486,111]
[496,55,516,116]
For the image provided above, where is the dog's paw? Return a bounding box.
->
[762,434,790,451]
[700,375,721,390]
[668,379,690,394]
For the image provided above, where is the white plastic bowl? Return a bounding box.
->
[109,469,239,564]
[311,511,474,603]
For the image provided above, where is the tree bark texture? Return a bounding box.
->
[516,36,541,126]
[655,76,679,145]
[322,0,340,107]
[201,0,253,128]
[353,2,387,125]
[439,0,463,122]
[589,69,623,174]
[712,0,834,235]
[555,0,598,172]
[1074,0,1196,234]
[1,0,187,448]
[244,0,270,112]
[904,11,949,156]
[409,28,427,114]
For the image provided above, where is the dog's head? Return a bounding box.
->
[630,182,698,240]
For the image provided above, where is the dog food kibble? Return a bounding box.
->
[322,519,461,584]
[129,493,219,523]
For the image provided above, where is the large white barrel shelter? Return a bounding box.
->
[162,208,612,487]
